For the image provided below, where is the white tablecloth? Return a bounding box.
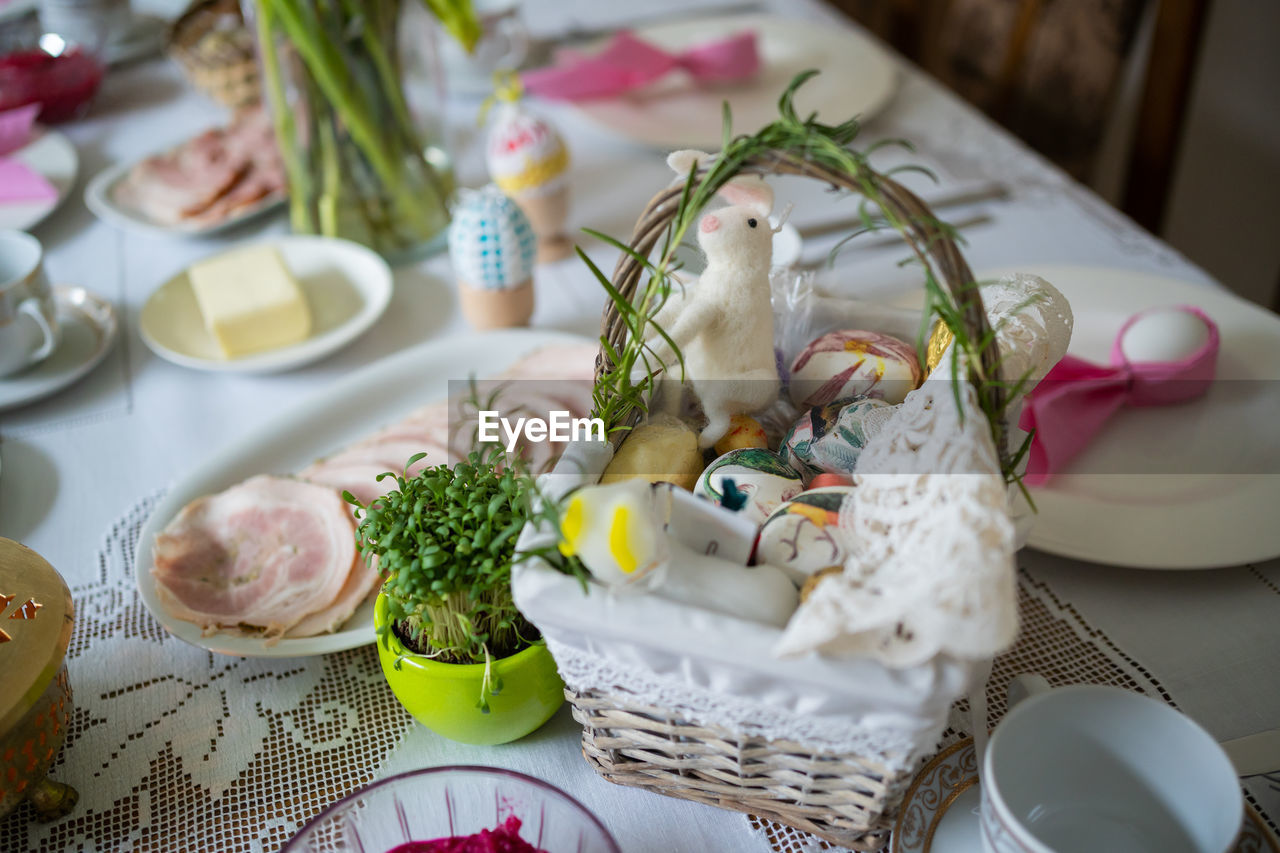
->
[1,0,1277,850]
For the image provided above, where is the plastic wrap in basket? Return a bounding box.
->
[511,86,1060,850]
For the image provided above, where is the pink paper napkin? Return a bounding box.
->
[0,103,40,156]
[522,30,760,101]
[0,104,58,204]
[0,159,58,203]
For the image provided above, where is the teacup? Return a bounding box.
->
[436,0,529,96]
[0,230,60,378]
[981,674,1242,853]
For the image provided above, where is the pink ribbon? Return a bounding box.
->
[521,30,759,101]
[1019,306,1219,484]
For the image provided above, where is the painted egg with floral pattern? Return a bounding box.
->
[788,330,921,407]
[780,395,894,478]
[756,487,857,585]
[695,448,804,525]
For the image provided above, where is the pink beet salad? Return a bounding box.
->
[387,816,547,853]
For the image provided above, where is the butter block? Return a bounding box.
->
[188,246,311,358]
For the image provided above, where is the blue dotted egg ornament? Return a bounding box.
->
[448,185,538,291]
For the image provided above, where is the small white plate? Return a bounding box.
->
[0,285,118,412]
[978,265,1280,570]
[0,125,78,233]
[134,328,595,658]
[571,13,899,150]
[84,159,285,238]
[892,737,1278,852]
[139,236,393,374]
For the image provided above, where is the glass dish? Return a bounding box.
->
[284,765,621,853]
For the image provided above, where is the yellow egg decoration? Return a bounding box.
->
[485,76,572,263]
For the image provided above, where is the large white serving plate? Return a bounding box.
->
[984,265,1280,570]
[135,328,596,658]
[572,13,898,150]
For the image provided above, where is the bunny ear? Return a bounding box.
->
[717,175,774,217]
[667,149,712,177]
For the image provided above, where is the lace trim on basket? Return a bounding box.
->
[771,274,1072,669]
[550,639,945,773]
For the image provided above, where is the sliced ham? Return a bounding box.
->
[285,555,382,638]
[152,476,356,637]
[308,439,449,480]
[301,462,397,509]
[152,343,601,642]
[113,105,286,227]
[498,343,598,381]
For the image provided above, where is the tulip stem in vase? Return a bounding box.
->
[251,0,475,260]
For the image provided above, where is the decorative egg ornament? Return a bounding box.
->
[756,488,857,585]
[788,330,921,407]
[485,81,573,263]
[0,538,78,821]
[713,414,769,456]
[695,448,804,524]
[780,395,894,478]
[448,185,538,330]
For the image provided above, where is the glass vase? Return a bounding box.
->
[249,0,453,262]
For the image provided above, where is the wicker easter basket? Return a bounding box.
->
[167,0,260,109]
[567,150,1004,850]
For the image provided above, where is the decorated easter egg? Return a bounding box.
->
[788,330,921,407]
[448,185,537,291]
[756,487,856,586]
[780,395,894,477]
[601,417,704,491]
[486,102,569,199]
[713,414,768,456]
[695,448,804,525]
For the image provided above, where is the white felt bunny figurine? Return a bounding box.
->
[654,149,781,448]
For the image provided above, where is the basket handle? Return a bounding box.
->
[594,150,1006,458]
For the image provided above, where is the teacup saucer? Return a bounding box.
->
[892,737,1278,852]
[0,286,118,412]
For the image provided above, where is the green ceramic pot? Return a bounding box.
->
[373,593,564,745]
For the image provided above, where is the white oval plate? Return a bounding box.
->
[0,126,77,232]
[84,158,285,238]
[0,285,118,412]
[984,265,1280,570]
[572,13,899,150]
[134,328,595,657]
[139,236,392,374]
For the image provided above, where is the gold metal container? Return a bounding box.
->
[0,538,77,820]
